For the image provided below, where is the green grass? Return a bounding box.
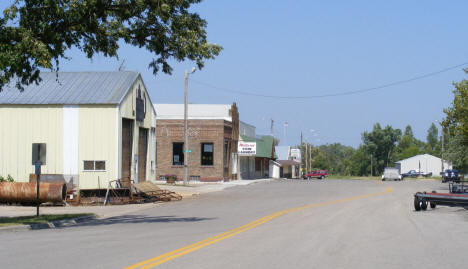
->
[0,213,93,227]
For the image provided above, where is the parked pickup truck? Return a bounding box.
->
[442,169,461,183]
[304,170,328,180]
[402,170,432,179]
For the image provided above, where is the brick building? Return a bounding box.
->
[154,103,239,182]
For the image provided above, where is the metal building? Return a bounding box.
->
[0,71,156,189]
[395,154,452,176]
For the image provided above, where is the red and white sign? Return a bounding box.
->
[238,142,256,156]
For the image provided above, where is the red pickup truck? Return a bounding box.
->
[304,170,328,180]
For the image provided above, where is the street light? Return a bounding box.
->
[184,67,196,185]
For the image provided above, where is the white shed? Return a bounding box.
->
[269,160,281,179]
[395,154,452,176]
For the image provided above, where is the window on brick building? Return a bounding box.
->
[201,143,214,166]
[173,142,184,165]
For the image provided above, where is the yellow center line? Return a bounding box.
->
[125,187,393,269]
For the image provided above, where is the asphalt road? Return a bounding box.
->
[1,179,468,269]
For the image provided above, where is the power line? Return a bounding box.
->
[191,61,468,99]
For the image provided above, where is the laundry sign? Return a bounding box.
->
[238,142,256,156]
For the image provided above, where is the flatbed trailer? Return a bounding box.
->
[414,191,468,211]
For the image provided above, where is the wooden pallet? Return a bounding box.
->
[133,182,182,202]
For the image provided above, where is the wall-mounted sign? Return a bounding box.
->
[290,148,301,161]
[238,142,256,156]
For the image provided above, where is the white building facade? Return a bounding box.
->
[0,71,157,189]
[238,121,256,179]
[395,154,452,176]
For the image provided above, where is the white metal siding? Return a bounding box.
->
[63,106,79,175]
[397,154,452,176]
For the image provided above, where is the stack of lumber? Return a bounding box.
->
[133,182,182,202]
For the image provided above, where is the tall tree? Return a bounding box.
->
[0,0,222,90]
[443,69,468,171]
[396,125,423,160]
[362,123,401,174]
[423,123,440,156]
[444,69,468,145]
[398,125,415,150]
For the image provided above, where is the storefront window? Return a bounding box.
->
[173,142,184,165]
[201,143,214,166]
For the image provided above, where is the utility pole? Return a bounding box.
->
[300,132,303,176]
[370,154,373,177]
[270,119,274,136]
[305,137,308,173]
[441,126,445,172]
[184,68,196,185]
[436,120,445,173]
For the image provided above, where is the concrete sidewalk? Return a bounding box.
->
[0,178,274,220]
[155,178,274,197]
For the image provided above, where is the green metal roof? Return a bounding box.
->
[255,135,275,158]
[240,135,256,142]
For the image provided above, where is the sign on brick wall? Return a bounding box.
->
[238,142,256,156]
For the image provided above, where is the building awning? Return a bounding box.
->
[277,160,301,166]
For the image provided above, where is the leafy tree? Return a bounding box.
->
[0,0,222,90]
[362,123,401,174]
[298,142,355,175]
[443,135,468,172]
[443,69,468,171]
[398,125,415,150]
[444,69,468,146]
[348,146,370,176]
[311,152,329,171]
[421,123,440,156]
[426,123,439,151]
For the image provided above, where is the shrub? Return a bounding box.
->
[0,175,15,182]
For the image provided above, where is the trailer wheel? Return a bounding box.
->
[414,196,421,211]
[421,199,428,210]
[430,202,436,209]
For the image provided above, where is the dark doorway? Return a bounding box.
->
[122,118,134,179]
[138,128,148,182]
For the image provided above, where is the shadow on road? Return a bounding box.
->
[60,215,216,229]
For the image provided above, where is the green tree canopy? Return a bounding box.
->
[396,125,424,160]
[422,122,440,156]
[444,69,468,145]
[362,123,401,174]
[443,69,468,171]
[0,0,222,90]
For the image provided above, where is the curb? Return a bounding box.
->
[0,215,96,233]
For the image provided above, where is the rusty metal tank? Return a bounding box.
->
[0,182,67,203]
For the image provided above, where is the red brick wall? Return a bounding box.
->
[156,119,234,181]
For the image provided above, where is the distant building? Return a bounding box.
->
[154,103,239,182]
[275,146,301,179]
[0,71,157,189]
[238,121,256,179]
[395,154,452,175]
[255,135,276,178]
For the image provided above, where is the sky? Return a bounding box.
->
[3,1,468,147]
